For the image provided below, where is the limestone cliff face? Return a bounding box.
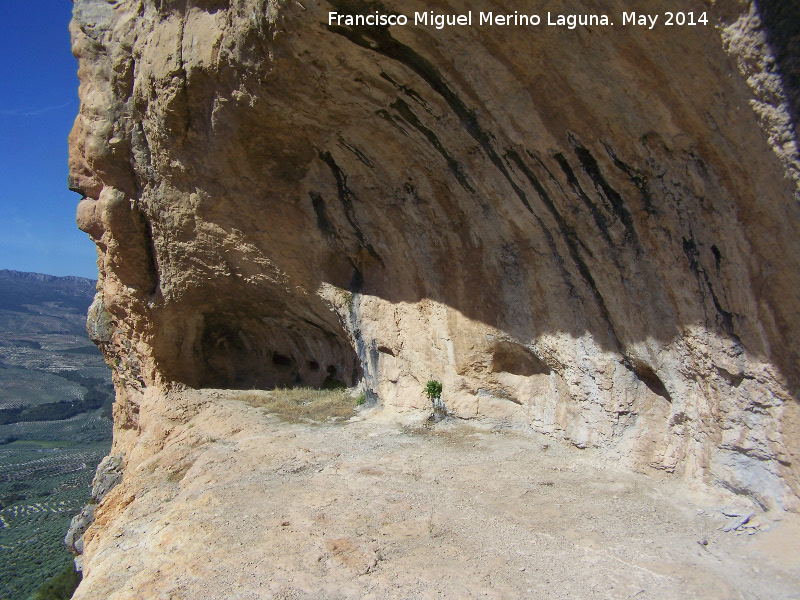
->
[70,0,800,512]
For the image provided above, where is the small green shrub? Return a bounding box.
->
[424,380,446,421]
[355,392,367,406]
[424,380,442,401]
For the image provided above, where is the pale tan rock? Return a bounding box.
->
[68,3,800,587]
[69,389,800,599]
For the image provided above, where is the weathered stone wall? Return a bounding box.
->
[70,0,800,510]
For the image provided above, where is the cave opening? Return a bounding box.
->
[194,309,360,391]
[490,341,551,376]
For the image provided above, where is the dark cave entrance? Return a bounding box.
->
[194,308,360,391]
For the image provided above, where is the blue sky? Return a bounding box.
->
[0,0,97,279]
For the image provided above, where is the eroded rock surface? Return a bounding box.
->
[68,0,800,586]
[65,453,125,569]
[71,390,800,600]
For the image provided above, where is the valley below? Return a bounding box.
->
[0,270,113,600]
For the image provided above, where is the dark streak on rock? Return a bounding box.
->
[376,108,410,137]
[553,152,616,248]
[711,244,722,276]
[390,97,473,192]
[319,150,383,266]
[339,139,375,169]
[682,236,739,341]
[568,133,640,251]
[301,317,338,338]
[569,134,640,246]
[602,141,656,215]
[504,149,575,295]
[380,71,431,112]
[326,15,534,219]
[508,150,624,352]
[309,192,336,236]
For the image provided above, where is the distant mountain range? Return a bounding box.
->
[0,269,113,428]
[0,270,97,316]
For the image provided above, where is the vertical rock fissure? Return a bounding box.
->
[142,212,160,298]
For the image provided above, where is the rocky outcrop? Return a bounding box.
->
[65,453,125,570]
[69,0,800,536]
[66,389,800,600]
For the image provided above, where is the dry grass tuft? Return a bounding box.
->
[239,387,357,423]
